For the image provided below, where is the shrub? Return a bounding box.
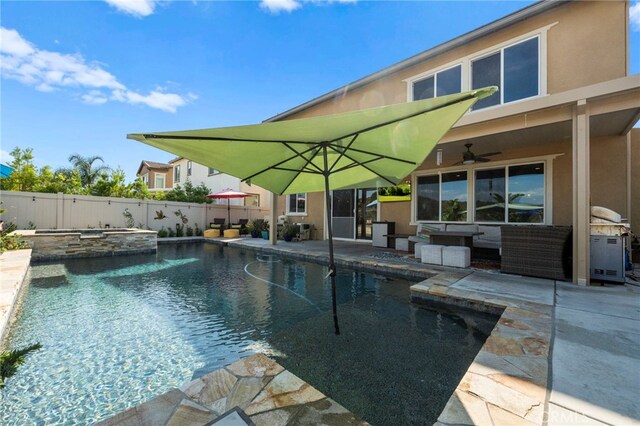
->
[0,222,29,253]
[194,223,203,237]
[186,226,194,237]
[157,227,168,238]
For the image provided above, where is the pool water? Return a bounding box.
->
[1,244,497,425]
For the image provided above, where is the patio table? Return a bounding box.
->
[428,231,483,259]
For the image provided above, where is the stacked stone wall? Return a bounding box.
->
[16,229,157,261]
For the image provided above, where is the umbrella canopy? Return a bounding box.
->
[206,189,250,227]
[129,87,496,334]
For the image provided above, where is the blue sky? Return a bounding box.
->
[2,0,639,181]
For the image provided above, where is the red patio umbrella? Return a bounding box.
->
[206,188,250,228]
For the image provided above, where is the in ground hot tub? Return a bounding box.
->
[14,228,157,261]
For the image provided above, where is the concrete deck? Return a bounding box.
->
[2,238,638,425]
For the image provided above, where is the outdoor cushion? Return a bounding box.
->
[474,225,501,250]
[444,223,479,233]
[408,223,446,242]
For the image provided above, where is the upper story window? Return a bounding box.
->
[174,165,181,183]
[413,65,462,100]
[187,161,192,177]
[141,173,149,185]
[154,173,165,189]
[287,193,307,215]
[472,36,539,110]
[208,167,217,176]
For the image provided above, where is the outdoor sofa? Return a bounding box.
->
[500,225,572,280]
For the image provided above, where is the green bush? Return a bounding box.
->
[186,226,194,237]
[157,227,168,238]
[194,223,203,237]
[0,222,29,253]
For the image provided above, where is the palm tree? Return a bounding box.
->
[68,154,110,189]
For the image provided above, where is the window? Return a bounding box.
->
[287,193,306,215]
[141,173,149,185]
[417,161,546,224]
[187,161,192,177]
[174,165,181,183]
[208,167,217,176]
[413,65,462,100]
[416,171,467,222]
[244,194,260,207]
[473,163,545,223]
[507,163,544,223]
[472,37,539,110]
[154,173,166,189]
[475,168,506,222]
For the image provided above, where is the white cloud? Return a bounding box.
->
[260,0,356,13]
[104,0,156,17]
[0,27,192,113]
[0,149,14,165]
[631,2,640,32]
[260,0,301,14]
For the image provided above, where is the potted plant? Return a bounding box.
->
[282,223,298,242]
[248,220,262,238]
[261,220,270,240]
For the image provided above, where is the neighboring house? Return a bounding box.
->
[267,0,640,286]
[140,156,270,208]
[136,161,173,192]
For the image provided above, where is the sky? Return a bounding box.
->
[2,0,640,182]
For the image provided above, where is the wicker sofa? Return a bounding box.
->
[501,225,573,280]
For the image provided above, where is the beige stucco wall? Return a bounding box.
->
[276,192,325,239]
[283,1,627,120]
[631,129,639,235]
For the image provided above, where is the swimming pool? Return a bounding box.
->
[1,244,497,425]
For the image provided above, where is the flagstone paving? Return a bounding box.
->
[97,354,367,426]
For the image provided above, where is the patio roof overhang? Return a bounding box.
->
[437,75,640,154]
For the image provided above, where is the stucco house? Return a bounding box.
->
[137,157,271,208]
[136,160,173,192]
[267,0,640,285]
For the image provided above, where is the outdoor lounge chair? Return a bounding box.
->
[230,219,249,233]
[209,218,226,231]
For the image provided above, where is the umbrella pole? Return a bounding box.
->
[323,146,340,335]
[227,199,231,230]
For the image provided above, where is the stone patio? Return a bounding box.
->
[97,353,367,426]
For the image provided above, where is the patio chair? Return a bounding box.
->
[209,218,226,231]
[230,219,249,234]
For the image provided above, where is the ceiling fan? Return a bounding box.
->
[453,143,502,165]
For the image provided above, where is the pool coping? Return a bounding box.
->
[0,249,32,344]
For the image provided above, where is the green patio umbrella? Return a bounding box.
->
[128,87,496,335]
